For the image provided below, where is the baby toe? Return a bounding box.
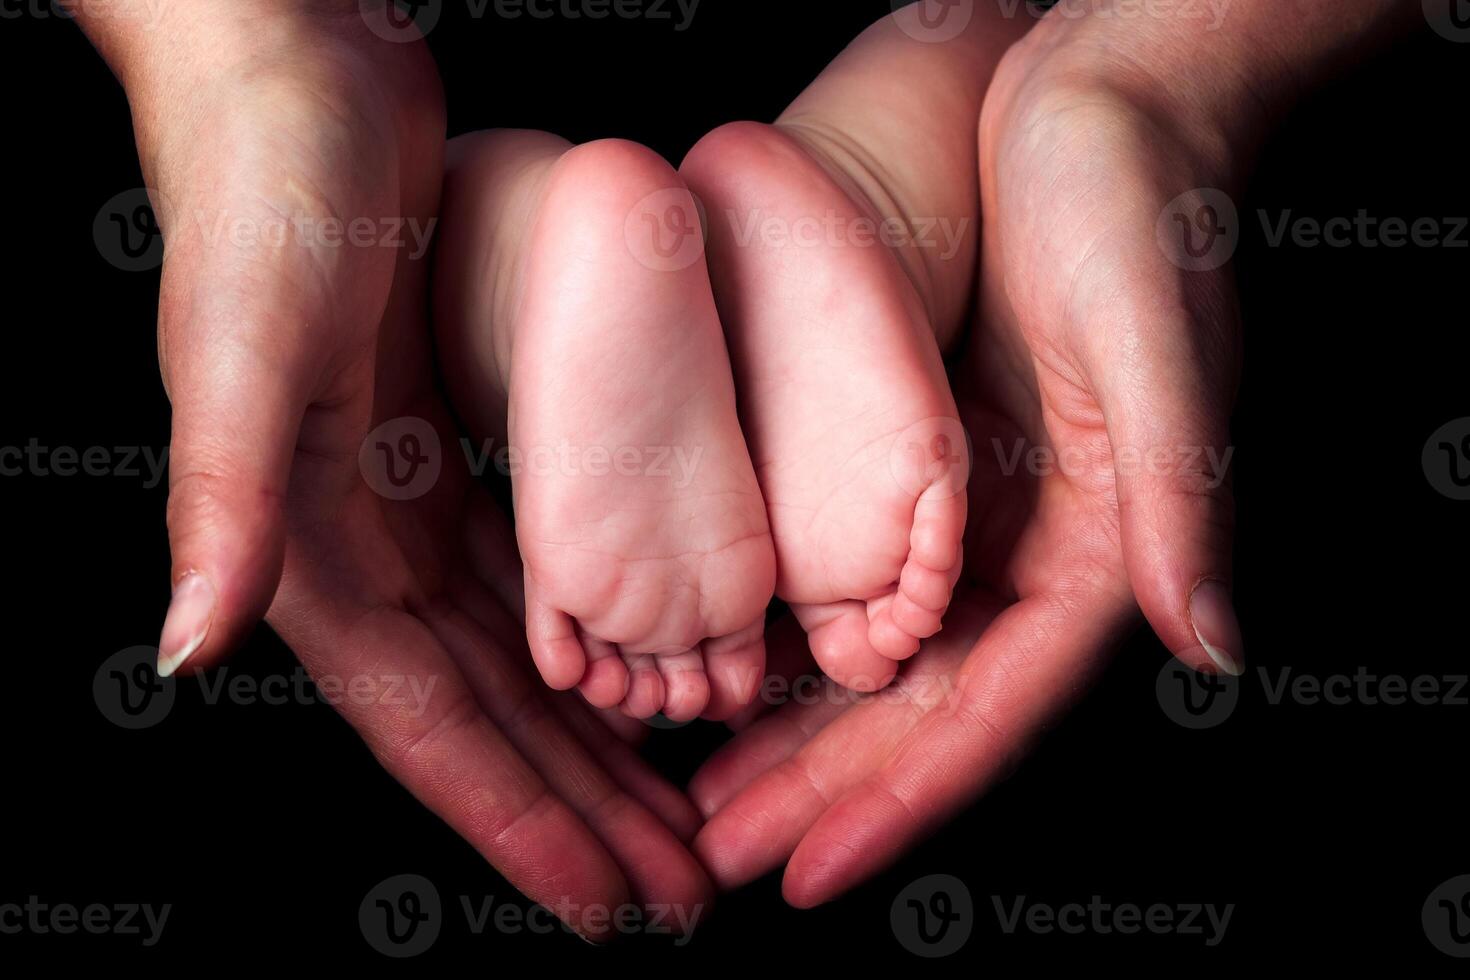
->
[865,593,922,661]
[898,557,956,615]
[793,600,898,693]
[701,621,767,721]
[577,636,630,709]
[525,588,587,691]
[657,650,710,723]
[621,654,667,719]
[888,591,944,641]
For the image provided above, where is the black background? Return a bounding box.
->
[2,0,1467,968]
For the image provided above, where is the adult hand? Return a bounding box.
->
[79,0,446,677]
[688,373,1136,905]
[970,0,1417,675]
[687,0,1422,905]
[79,1,710,935]
[263,295,712,939]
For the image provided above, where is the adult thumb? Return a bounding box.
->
[1088,283,1244,677]
[154,244,323,678]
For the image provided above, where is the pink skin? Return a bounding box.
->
[433,133,776,723]
[684,7,1251,905]
[78,4,710,937]
[679,6,1029,690]
[685,0,1416,907]
[91,0,1413,924]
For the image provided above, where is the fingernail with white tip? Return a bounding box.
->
[1188,578,1243,676]
[158,572,215,678]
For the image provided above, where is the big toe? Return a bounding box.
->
[792,600,898,693]
[701,621,767,721]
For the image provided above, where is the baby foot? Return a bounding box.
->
[434,133,776,721]
[682,122,968,691]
